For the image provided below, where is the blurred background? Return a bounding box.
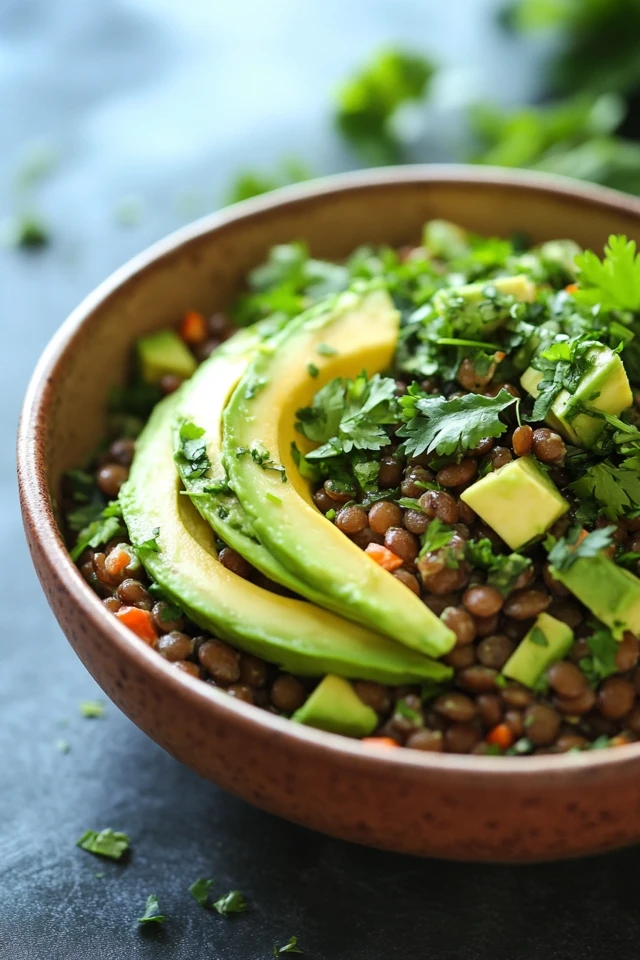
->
[4,1,640,957]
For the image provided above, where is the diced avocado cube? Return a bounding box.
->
[433,274,536,334]
[423,219,470,260]
[291,675,378,738]
[137,329,197,385]
[502,612,574,689]
[550,554,640,640]
[521,343,632,448]
[537,239,582,281]
[460,456,569,551]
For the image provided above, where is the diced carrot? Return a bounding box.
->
[361,736,400,748]
[104,547,133,578]
[494,351,506,362]
[486,723,514,750]
[564,283,579,294]
[610,735,631,748]
[179,310,207,345]
[364,542,404,572]
[114,606,158,645]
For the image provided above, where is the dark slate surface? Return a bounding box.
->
[2,1,640,957]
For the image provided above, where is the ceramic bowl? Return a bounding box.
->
[18,166,640,862]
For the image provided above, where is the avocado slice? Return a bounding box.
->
[432,274,536,334]
[137,329,197,385]
[222,287,456,658]
[521,343,632,448]
[291,675,377,737]
[174,327,348,604]
[120,393,453,684]
[460,457,569,551]
[502,613,574,688]
[550,554,640,640]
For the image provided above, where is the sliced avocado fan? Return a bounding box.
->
[119,392,451,684]
[222,286,456,658]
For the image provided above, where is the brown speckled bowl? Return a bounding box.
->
[18,167,640,862]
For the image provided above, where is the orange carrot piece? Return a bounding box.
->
[361,736,400,748]
[114,606,158,645]
[179,310,207,345]
[364,542,404,572]
[494,351,506,362]
[486,723,514,750]
[610,735,631,748]
[564,283,579,294]
[105,547,132,578]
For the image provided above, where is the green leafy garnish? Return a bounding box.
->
[213,890,248,917]
[547,524,616,572]
[575,235,640,312]
[77,829,130,860]
[579,625,619,686]
[316,342,338,357]
[3,211,50,249]
[138,527,161,554]
[138,894,165,925]
[529,626,549,648]
[236,441,287,482]
[70,501,126,561]
[174,421,210,480]
[307,362,319,378]
[465,538,532,594]
[418,518,455,557]
[274,936,304,956]
[570,460,640,520]
[226,159,311,204]
[395,698,423,724]
[398,385,517,458]
[79,700,105,718]
[189,877,214,907]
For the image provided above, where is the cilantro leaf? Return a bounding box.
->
[70,501,126,561]
[189,877,214,907]
[174,420,210,480]
[547,525,616,572]
[274,936,304,955]
[529,337,594,422]
[529,626,549,648]
[138,894,165,925]
[419,518,455,557]
[465,538,532,595]
[213,890,248,917]
[570,460,640,520]
[79,700,105,718]
[575,235,640,312]
[77,828,130,860]
[397,386,516,458]
[579,625,619,686]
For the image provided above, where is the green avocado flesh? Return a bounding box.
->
[291,675,378,737]
[502,613,574,688]
[222,289,456,658]
[551,554,640,640]
[460,457,569,551]
[137,329,197,384]
[521,344,632,447]
[120,393,452,684]
[432,274,536,334]
[174,329,349,605]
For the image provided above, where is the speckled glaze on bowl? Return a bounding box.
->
[18,167,640,862]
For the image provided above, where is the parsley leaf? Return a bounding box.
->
[174,421,210,480]
[465,538,532,595]
[274,936,304,955]
[419,518,455,557]
[529,626,549,648]
[575,235,640,312]
[579,625,619,686]
[570,460,640,520]
[398,386,516,458]
[189,877,214,907]
[296,373,398,458]
[213,890,248,917]
[79,700,105,718]
[138,894,165,925]
[70,501,126,561]
[77,828,130,861]
[547,524,616,572]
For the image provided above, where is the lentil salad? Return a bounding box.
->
[64,221,640,756]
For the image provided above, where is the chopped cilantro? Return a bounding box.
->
[274,936,304,955]
[465,539,532,595]
[547,525,616,572]
[79,700,105,718]
[570,460,640,520]
[213,890,248,916]
[138,894,165,925]
[70,501,126,561]
[138,527,161,554]
[579,625,619,686]
[325,508,336,521]
[159,603,183,623]
[244,376,267,399]
[3,212,50,249]
[239,441,287,482]
[77,828,129,860]
[418,518,454,557]
[575,235,640,313]
[529,337,594,422]
[529,626,549,648]
[174,421,210,480]
[316,343,338,357]
[398,386,517,458]
[395,698,423,725]
[189,877,214,907]
[307,362,319,378]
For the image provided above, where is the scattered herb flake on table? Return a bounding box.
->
[77,829,130,860]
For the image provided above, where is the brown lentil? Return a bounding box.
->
[174,660,201,678]
[441,606,476,646]
[152,601,185,634]
[323,479,353,503]
[271,674,306,712]
[477,694,503,728]
[458,501,476,525]
[239,654,268,689]
[616,633,640,672]
[401,466,434,498]
[437,459,477,488]
[369,501,403,534]
[353,681,391,714]
[524,704,561,746]
[542,564,570,597]
[420,563,469,595]
[547,661,589,699]
[485,446,512,471]
[463,585,504,618]
[350,527,384,550]
[378,456,403,488]
[456,665,498,693]
[219,546,253,579]
[116,579,152,609]
[531,428,566,464]
[503,589,550,620]
[159,373,183,395]
[406,729,444,751]
[157,631,194,662]
[445,723,481,753]
[597,677,636,720]
[500,683,533,710]
[554,733,589,753]
[442,644,477,669]
[392,568,421,595]
[96,463,129,498]
[226,684,254,704]
[418,490,459,524]
[512,424,533,457]
[404,509,430,534]
[336,504,369,534]
[470,437,494,457]
[473,612,500,637]
[313,488,334,513]
[384,527,419,562]
[505,709,524,739]
[103,596,121,614]
[198,639,241,685]
[553,687,597,716]
[109,438,136,466]
[477,634,515,670]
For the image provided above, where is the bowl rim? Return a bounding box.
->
[18,163,640,781]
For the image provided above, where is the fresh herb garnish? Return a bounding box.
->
[570,460,640,520]
[547,524,616,572]
[529,626,549,648]
[138,527,161,553]
[575,235,640,313]
[398,385,517,458]
[307,362,319,378]
[77,828,130,860]
[274,936,304,955]
[138,894,165,925]
[189,877,214,907]
[236,441,287,482]
[174,421,210,480]
[465,538,532,594]
[244,376,268,399]
[213,890,248,917]
[70,501,125,561]
[316,343,338,357]
[395,698,423,725]
[79,700,105,718]
[418,518,455,557]
[579,625,620,686]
